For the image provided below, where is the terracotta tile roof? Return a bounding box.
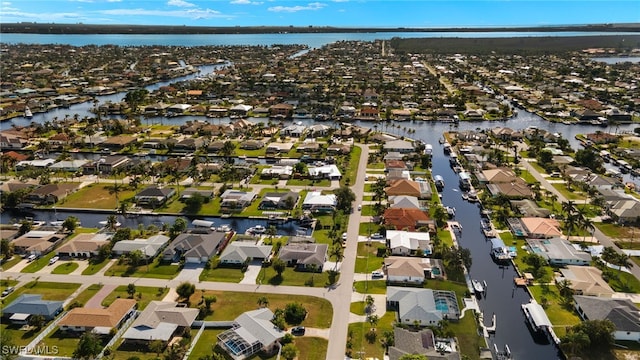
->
[383,208,430,231]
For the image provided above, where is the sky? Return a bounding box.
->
[1,0,638,28]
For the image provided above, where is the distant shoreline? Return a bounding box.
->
[1,22,639,35]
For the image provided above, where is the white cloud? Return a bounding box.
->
[100,7,226,19]
[1,2,12,5]
[230,0,263,4]
[167,0,195,7]
[268,2,326,12]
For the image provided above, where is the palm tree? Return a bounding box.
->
[562,200,577,217]
[329,244,343,271]
[579,216,595,243]
[108,181,124,210]
[563,212,579,240]
[106,215,118,231]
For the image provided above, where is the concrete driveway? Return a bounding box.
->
[174,262,205,282]
[240,260,263,285]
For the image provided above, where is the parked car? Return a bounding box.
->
[49,256,59,265]
[1,287,15,297]
[342,232,347,241]
[357,204,362,211]
[26,254,37,262]
[371,271,384,279]
[370,233,384,240]
[291,326,306,336]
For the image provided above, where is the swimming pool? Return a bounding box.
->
[225,340,243,356]
[435,298,449,312]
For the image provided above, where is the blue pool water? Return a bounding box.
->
[225,341,242,356]
[435,299,449,312]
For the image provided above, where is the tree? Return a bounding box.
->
[272,258,286,276]
[127,283,136,298]
[184,193,204,214]
[105,215,119,231]
[28,314,45,330]
[575,148,603,172]
[1,238,15,260]
[365,295,375,314]
[220,141,236,162]
[284,302,307,325]
[149,340,165,357]
[171,218,187,237]
[0,330,17,360]
[561,319,615,356]
[62,216,79,233]
[380,330,395,350]
[73,332,102,360]
[127,249,143,267]
[176,282,196,301]
[281,343,298,360]
[257,296,269,308]
[334,186,355,212]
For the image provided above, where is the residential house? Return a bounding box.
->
[308,164,342,180]
[2,294,64,324]
[389,195,422,210]
[102,135,137,149]
[383,208,432,232]
[49,160,90,172]
[384,139,414,153]
[269,103,293,118]
[607,199,640,225]
[479,167,518,185]
[58,299,137,335]
[389,327,461,360]
[180,188,214,201]
[296,142,320,153]
[265,142,294,156]
[486,181,533,199]
[122,301,199,344]
[0,132,28,149]
[387,230,431,256]
[219,241,272,265]
[385,179,432,199]
[111,234,170,258]
[326,143,351,155]
[261,165,293,180]
[82,155,131,175]
[220,190,257,212]
[56,233,111,258]
[239,140,264,150]
[384,256,444,284]
[519,217,562,239]
[573,296,640,341]
[526,237,591,266]
[15,159,55,171]
[281,125,307,138]
[387,287,460,326]
[217,308,285,360]
[278,243,328,271]
[12,230,66,256]
[25,183,79,205]
[557,266,615,297]
[308,124,330,138]
[134,187,176,208]
[510,199,551,218]
[162,232,226,263]
[302,191,337,213]
[258,191,299,210]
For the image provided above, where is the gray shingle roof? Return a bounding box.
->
[2,294,64,318]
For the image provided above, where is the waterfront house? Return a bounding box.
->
[281,124,307,138]
[265,142,294,155]
[519,217,562,239]
[218,241,272,265]
[134,186,176,208]
[111,234,170,259]
[49,159,90,172]
[387,287,460,326]
[2,294,64,324]
[163,232,226,263]
[16,159,55,170]
[385,179,432,199]
[26,183,79,204]
[302,191,337,213]
[384,139,414,154]
[389,195,422,210]
[220,190,257,212]
[526,237,591,266]
[510,199,551,218]
[557,266,614,297]
[389,327,460,360]
[217,308,285,360]
[573,296,640,341]
[486,180,533,199]
[0,132,28,149]
[102,135,137,149]
[607,198,640,225]
[278,242,328,271]
[82,155,131,175]
[383,208,432,232]
[386,230,432,257]
[180,188,214,201]
[307,164,342,180]
[258,191,299,210]
[269,103,293,118]
[239,140,264,150]
[122,301,199,344]
[58,299,137,335]
[296,142,320,153]
[56,233,111,258]
[261,165,293,180]
[384,256,444,284]
[12,230,66,256]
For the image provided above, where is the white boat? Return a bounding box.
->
[99,220,121,227]
[50,221,65,226]
[24,107,33,118]
[445,206,456,218]
[249,225,266,234]
[217,224,232,232]
[472,279,485,294]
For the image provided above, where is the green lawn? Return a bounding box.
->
[101,285,169,310]
[286,178,330,187]
[1,281,80,309]
[552,183,586,201]
[187,291,333,328]
[104,257,180,279]
[520,170,537,184]
[361,205,377,216]
[358,222,384,237]
[21,252,57,273]
[188,329,225,359]
[528,285,581,337]
[69,284,103,308]
[340,145,362,187]
[199,266,245,283]
[46,328,83,357]
[354,242,386,273]
[51,262,79,274]
[602,267,640,293]
[82,258,112,275]
[347,311,395,359]
[258,267,338,287]
[1,255,22,271]
[60,183,137,209]
[353,280,387,294]
[350,301,367,315]
[449,309,484,360]
[596,223,638,239]
[0,279,18,293]
[295,337,328,360]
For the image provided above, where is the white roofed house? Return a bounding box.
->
[56,233,111,258]
[260,165,293,180]
[122,301,199,344]
[384,139,415,154]
[111,234,170,259]
[387,230,431,256]
[220,190,257,213]
[387,287,460,326]
[384,256,445,285]
[308,164,341,180]
[278,242,328,272]
[218,308,285,360]
[302,191,337,213]
[219,241,273,265]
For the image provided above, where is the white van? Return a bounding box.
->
[27,254,37,262]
